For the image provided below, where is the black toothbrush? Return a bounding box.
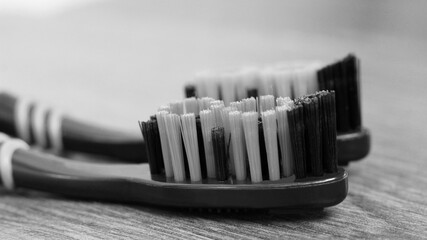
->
[0,91,347,210]
[136,91,347,209]
[185,54,370,165]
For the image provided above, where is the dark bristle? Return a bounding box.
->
[258,122,270,180]
[329,91,338,172]
[318,91,338,173]
[344,55,362,130]
[185,84,197,98]
[138,120,163,174]
[150,115,157,121]
[151,120,165,171]
[218,85,223,101]
[317,54,362,133]
[196,118,207,179]
[247,88,258,99]
[301,96,323,177]
[335,60,351,132]
[212,127,228,181]
[181,135,190,180]
[288,104,307,179]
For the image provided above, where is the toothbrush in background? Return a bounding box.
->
[184,54,370,165]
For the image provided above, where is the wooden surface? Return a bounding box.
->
[1,1,427,239]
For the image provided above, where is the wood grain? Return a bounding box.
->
[0,1,426,239]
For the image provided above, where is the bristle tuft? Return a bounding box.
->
[156,111,174,178]
[259,95,275,112]
[242,97,257,112]
[261,110,280,181]
[229,111,247,181]
[242,111,262,183]
[164,114,186,182]
[184,97,199,114]
[200,110,216,178]
[181,113,202,182]
[170,101,184,115]
[212,127,228,181]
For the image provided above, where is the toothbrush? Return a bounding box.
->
[0,91,347,210]
[184,54,370,165]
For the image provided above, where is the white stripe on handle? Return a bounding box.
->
[14,98,32,143]
[47,109,63,153]
[0,138,30,189]
[0,132,10,143]
[31,103,49,148]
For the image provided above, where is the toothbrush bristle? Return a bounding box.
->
[138,120,164,175]
[181,113,202,182]
[184,97,199,114]
[187,54,361,133]
[200,109,216,178]
[287,103,307,179]
[228,111,247,181]
[164,114,186,182]
[170,101,184,115]
[185,85,197,98]
[141,91,338,184]
[276,105,294,177]
[212,127,228,181]
[261,110,280,180]
[300,96,323,176]
[156,111,174,178]
[242,111,263,183]
[198,97,215,111]
[242,97,257,112]
[318,54,361,132]
[259,95,275,112]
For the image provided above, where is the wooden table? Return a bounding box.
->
[1,1,426,239]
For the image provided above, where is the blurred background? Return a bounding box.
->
[1,0,426,136]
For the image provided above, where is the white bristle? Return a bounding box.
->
[258,68,276,96]
[158,105,170,112]
[209,100,224,108]
[180,113,202,182]
[229,111,247,181]
[194,71,219,99]
[259,95,275,112]
[235,67,259,100]
[274,69,293,98]
[200,110,216,178]
[184,97,199,114]
[230,101,245,112]
[155,111,174,178]
[242,97,257,112]
[242,111,262,183]
[205,80,220,100]
[261,110,280,181]
[211,104,225,127]
[169,101,184,115]
[164,113,186,182]
[276,105,294,177]
[198,97,215,111]
[219,72,236,106]
[276,96,293,107]
[194,72,207,98]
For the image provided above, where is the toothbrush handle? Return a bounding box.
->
[11,149,132,202]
